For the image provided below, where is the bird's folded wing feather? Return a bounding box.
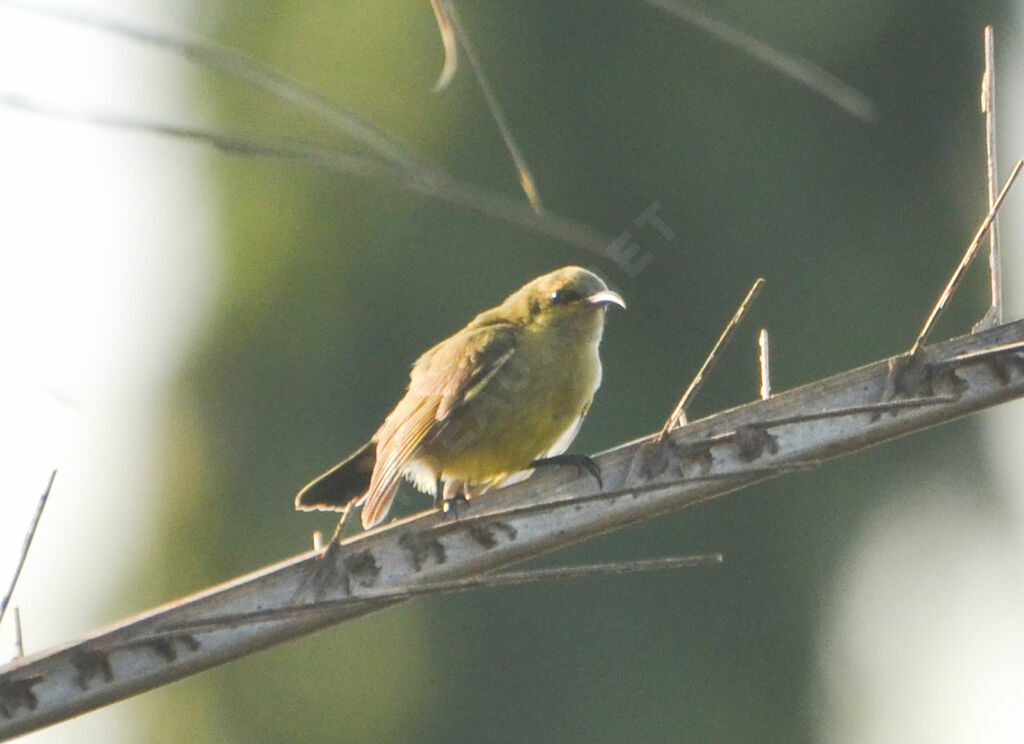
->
[361,322,519,526]
[415,322,519,422]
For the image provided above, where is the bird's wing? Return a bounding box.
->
[412,322,519,423]
[360,322,519,527]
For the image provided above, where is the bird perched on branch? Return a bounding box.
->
[295,265,625,531]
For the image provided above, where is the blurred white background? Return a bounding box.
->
[0,1,215,741]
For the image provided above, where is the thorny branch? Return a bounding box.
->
[4,319,1024,738]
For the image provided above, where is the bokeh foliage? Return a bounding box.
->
[139,1,1011,741]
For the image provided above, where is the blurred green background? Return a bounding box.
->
[134,1,1015,741]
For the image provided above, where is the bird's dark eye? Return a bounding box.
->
[550,289,582,305]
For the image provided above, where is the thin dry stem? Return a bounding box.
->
[909,160,1022,356]
[978,25,1002,329]
[0,0,417,167]
[0,95,609,254]
[758,328,771,399]
[660,277,765,436]
[641,0,876,121]
[13,608,24,658]
[0,471,55,630]
[430,0,459,91]
[443,1,544,213]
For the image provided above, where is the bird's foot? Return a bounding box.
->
[440,492,468,519]
[530,454,603,489]
[433,478,469,519]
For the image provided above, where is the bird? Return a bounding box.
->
[294,265,625,532]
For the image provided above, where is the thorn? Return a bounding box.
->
[660,278,765,437]
[290,518,352,605]
[975,25,1002,331]
[327,505,354,545]
[1,471,56,629]
[13,607,23,658]
[758,328,771,399]
[909,160,1022,357]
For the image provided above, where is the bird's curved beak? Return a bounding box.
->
[586,289,626,309]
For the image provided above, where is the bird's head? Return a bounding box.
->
[502,266,625,335]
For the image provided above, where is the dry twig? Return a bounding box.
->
[0,472,55,631]
[661,278,765,435]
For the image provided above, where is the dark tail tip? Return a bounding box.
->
[295,440,376,511]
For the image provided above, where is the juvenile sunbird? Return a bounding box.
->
[295,266,624,529]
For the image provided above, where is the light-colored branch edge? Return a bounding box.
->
[4,318,1024,738]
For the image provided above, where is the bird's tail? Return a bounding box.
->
[359,479,401,529]
[294,440,377,511]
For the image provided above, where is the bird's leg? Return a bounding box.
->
[439,479,468,518]
[432,478,444,508]
[530,454,603,489]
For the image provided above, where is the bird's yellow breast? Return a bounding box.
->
[414,318,604,487]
